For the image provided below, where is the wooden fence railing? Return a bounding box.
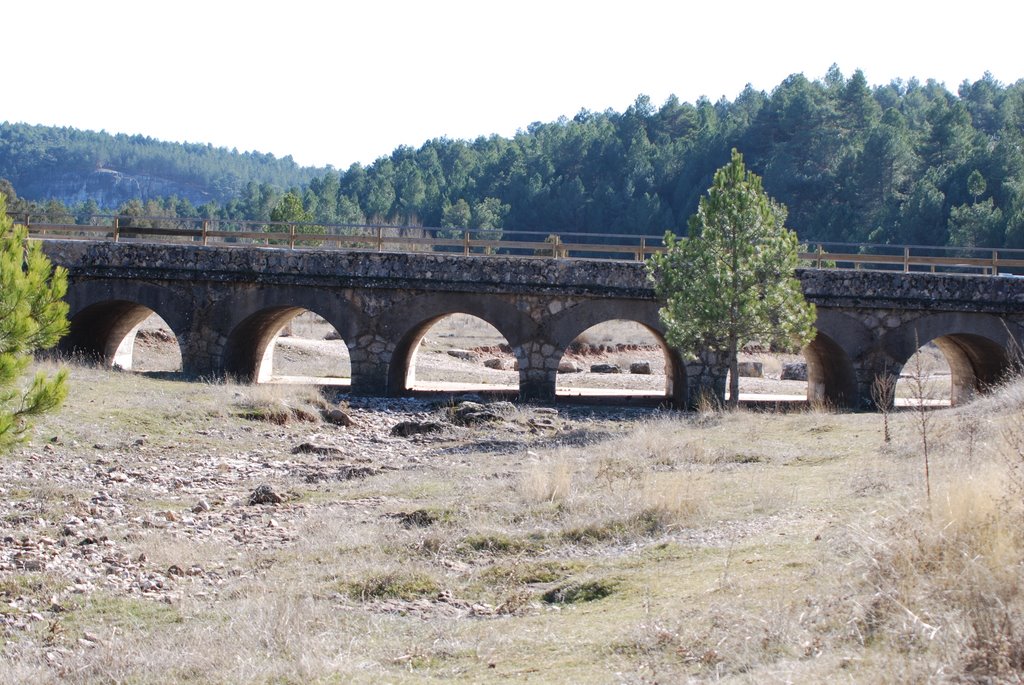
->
[9,212,1024,275]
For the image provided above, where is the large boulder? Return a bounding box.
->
[559,360,581,373]
[780,361,808,381]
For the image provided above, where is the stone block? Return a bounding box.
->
[590,363,621,374]
[737,361,763,378]
[629,361,652,375]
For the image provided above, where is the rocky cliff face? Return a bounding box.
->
[14,168,213,208]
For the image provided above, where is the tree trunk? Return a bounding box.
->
[727,337,740,409]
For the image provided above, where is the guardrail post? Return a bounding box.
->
[289,224,296,249]
[638,237,646,261]
[376,226,383,252]
[903,246,910,273]
[201,220,209,246]
[463,229,470,256]
[816,244,823,269]
[993,250,999,276]
[113,217,120,243]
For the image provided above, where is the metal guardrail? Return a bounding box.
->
[8,212,1024,275]
[9,213,665,261]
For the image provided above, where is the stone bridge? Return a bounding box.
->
[40,240,1024,409]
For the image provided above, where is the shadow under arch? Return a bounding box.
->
[884,313,1022,405]
[215,289,363,384]
[58,283,189,370]
[547,300,686,407]
[384,296,534,396]
[803,331,858,408]
[223,305,352,384]
[804,310,869,409]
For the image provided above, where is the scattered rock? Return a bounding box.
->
[248,484,283,506]
[483,358,506,370]
[335,465,380,480]
[391,421,447,437]
[590,363,621,374]
[322,408,356,427]
[301,465,379,483]
[781,362,808,381]
[449,401,504,426]
[629,361,652,375]
[292,443,345,458]
[446,349,475,361]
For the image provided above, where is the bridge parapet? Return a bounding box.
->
[798,268,1024,313]
[41,240,654,298]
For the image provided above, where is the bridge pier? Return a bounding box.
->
[516,341,559,402]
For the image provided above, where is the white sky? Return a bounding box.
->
[6,0,1021,169]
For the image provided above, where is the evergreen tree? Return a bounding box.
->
[648,150,816,408]
[270,192,319,235]
[0,197,69,451]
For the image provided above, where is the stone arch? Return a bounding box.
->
[59,282,189,370]
[215,288,362,383]
[883,312,1022,405]
[804,310,870,408]
[382,294,536,395]
[546,300,686,407]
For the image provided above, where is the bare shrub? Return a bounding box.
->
[904,332,937,503]
[521,457,573,504]
[871,371,896,444]
[637,474,704,528]
[852,467,1024,680]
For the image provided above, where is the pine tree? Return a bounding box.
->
[0,197,70,450]
[648,149,816,408]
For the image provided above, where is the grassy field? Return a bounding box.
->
[0,347,1019,683]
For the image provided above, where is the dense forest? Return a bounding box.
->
[3,67,1023,248]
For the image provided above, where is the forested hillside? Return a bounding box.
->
[0,123,321,209]
[4,68,1023,248]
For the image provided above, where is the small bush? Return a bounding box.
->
[346,570,441,601]
[542,580,616,604]
[458,532,539,555]
[233,384,328,425]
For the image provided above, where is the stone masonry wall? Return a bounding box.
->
[41,240,1024,310]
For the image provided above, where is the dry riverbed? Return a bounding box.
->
[1,348,1019,682]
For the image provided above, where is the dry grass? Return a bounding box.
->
[232,382,329,424]
[4,357,1024,682]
